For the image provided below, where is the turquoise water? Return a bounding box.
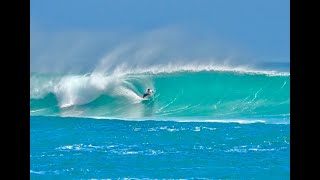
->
[30,70,289,123]
[30,69,290,179]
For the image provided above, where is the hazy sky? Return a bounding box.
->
[31,0,290,73]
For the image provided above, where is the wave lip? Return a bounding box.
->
[106,63,290,76]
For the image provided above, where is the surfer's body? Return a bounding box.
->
[143,89,154,98]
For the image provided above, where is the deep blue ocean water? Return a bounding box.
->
[31,116,289,179]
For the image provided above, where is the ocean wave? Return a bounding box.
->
[30,66,289,123]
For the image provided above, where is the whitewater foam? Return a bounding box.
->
[54,115,275,124]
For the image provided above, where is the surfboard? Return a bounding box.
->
[142,92,155,100]
[142,95,151,100]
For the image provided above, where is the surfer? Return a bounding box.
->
[142,88,154,98]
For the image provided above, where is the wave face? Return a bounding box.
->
[30,68,290,123]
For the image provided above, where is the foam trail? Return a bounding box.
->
[248,88,263,104]
[281,81,287,88]
[157,97,178,112]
